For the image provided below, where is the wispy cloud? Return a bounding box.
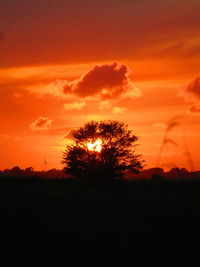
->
[112,106,127,114]
[64,102,85,110]
[153,122,166,128]
[98,100,112,110]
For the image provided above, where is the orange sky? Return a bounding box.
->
[0,0,200,171]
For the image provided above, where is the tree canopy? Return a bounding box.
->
[62,120,143,183]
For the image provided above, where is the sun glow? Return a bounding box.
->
[87,139,102,152]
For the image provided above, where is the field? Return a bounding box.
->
[0,177,200,266]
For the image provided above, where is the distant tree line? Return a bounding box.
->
[0,166,68,179]
[0,166,199,180]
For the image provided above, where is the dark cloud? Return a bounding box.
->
[1,0,200,68]
[188,105,200,114]
[185,77,200,100]
[63,63,136,99]
[182,77,200,115]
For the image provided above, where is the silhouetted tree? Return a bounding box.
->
[62,120,143,183]
[24,167,34,176]
[10,166,23,177]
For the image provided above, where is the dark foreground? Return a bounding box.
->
[0,177,200,266]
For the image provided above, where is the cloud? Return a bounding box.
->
[183,76,200,104]
[29,117,52,131]
[153,122,166,128]
[122,86,142,99]
[64,101,85,110]
[0,133,9,139]
[185,77,200,101]
[187,105,200,115]
[112,106,127,114]
[98,100,112,110]
[2,0,200,70]
[182,77,200,115]
[41,79,72,99]
[63,63,139,99]
[64,128,79,139]
[13,92,22,98]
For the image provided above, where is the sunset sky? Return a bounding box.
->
[0,0,200,171]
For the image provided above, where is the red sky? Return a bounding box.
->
[0,0,200,171]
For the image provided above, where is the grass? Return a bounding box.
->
[0,177,200,266]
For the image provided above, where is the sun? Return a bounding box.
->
[87,139,102,152]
